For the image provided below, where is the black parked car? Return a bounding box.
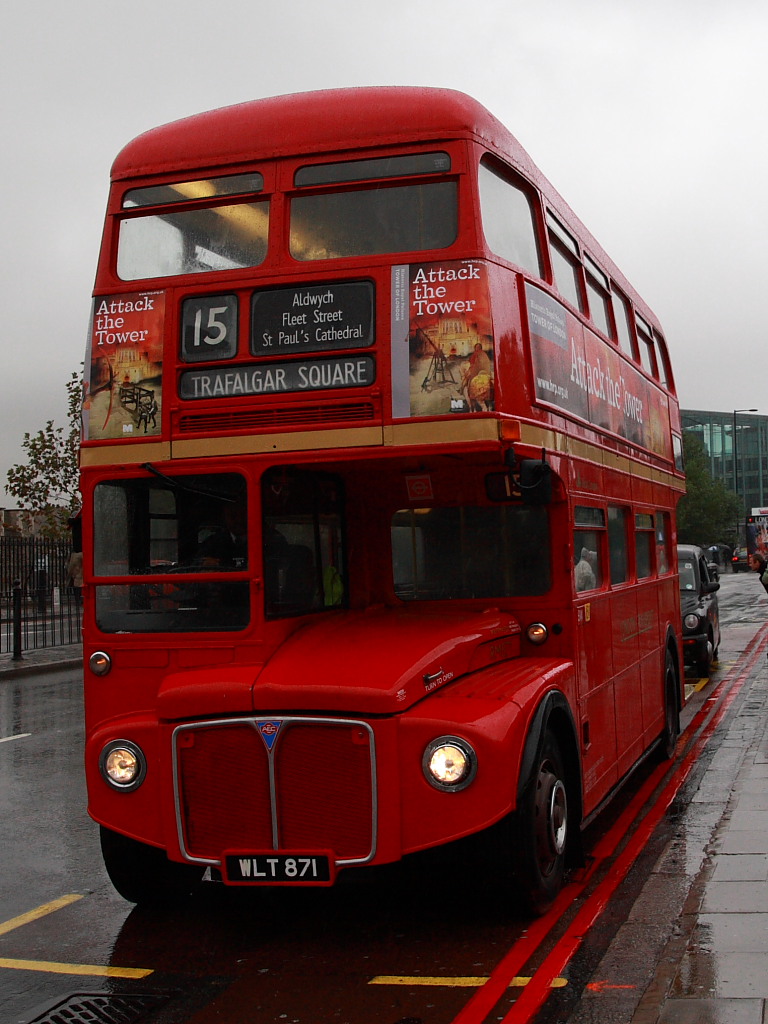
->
[677,544,721,677]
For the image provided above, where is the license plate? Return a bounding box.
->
[223,851,334,886]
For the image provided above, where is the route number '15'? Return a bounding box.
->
[181,294,238,363]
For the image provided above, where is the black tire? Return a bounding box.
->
[512,729,569,915]
[695,631,714,678]
[100,826,205,906]
[658,650,680,761]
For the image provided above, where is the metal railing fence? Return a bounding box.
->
[1,538,82,656]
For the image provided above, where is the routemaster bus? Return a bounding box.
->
[81,87,685,914]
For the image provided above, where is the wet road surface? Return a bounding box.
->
[1,572,766,1024]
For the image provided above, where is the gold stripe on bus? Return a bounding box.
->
[520,423,683,491]
[79,420,681,492]
[80,442,171,467]
[172,420,499,458]
[387,419,502,446]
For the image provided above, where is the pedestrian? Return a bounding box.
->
[66,549,83,604]
[749,552,768,595]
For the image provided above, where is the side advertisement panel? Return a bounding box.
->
[525,283,671,460]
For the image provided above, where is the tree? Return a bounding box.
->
[5,370,81,537]
[677,431,742,546]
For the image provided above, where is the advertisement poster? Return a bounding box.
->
[391,260,494,418]
[83,291,165,441]
[526,283,671,460]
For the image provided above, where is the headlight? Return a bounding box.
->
[99,740,146,791]
[89,651,112,676]
[683,613,701,630]
[422,736,477,792]
[526,622,548,645]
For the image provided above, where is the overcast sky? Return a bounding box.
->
[1,0,765,499]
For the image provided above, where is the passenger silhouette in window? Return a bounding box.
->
[198,500,248,569]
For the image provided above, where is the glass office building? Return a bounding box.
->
[682,409,768,514]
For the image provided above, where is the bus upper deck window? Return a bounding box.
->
[612,288,636,360]
[122,173,265,208]
[654,331,674,390]
[294,152,451,187]
[546,213,584,312]
[584,255,613,339]
[636,315,658,378]
[289,183,457,261]
[478,159,542,276]
[117,201,269,281]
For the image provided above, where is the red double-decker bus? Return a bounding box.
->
[81,87,685,913]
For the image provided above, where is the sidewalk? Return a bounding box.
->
[635,666,768,1024]
[570,650,768,1024]
[0,643,82,678]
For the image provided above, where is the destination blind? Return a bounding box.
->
[251,281,374,355]
[179,355,376,399]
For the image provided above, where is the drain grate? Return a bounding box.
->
[26,992,169,1024]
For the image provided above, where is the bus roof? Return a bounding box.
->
[112,87,526,181]
[110,87,663,332]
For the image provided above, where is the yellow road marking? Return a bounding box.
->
[0,895,83,937]
[369,975,567,988]
[0,958,152,978]
[0,895,153,979]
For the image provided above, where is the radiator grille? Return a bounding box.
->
[178,723,272,857]
[175,718,375,864]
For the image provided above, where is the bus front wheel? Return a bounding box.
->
[512,729,569,915]
[100,826,205,905]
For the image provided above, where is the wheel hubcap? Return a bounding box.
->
[534,762,568,875]
[549,779,567,855]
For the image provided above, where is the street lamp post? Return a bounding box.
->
[733,408,758,512]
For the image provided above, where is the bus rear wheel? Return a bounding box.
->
[659,650,680,760]
[512,729,569,915]
[100,826,205,906]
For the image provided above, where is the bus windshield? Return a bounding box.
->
[93,473,249,633]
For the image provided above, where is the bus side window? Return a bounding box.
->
[635,513,655,579]
[608,506,629,584]
[655,512,671,574]
[574,506,605,593]
[574,533,601,592]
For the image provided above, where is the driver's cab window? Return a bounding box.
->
[261,468,345,618]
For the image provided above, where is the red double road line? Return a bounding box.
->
[451,624,768,1024]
